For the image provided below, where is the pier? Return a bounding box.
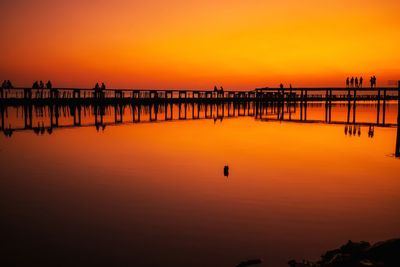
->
[0,87,398,105]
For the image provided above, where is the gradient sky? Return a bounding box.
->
[1,0,399,89]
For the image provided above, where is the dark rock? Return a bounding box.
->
[236,259,262,267]
[365,239,400,266]
[288,238,399,267]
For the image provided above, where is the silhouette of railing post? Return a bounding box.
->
[395,81,400,157]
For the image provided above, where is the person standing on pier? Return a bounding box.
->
[373,76,377,88]
[359,77,363,88]
[350,77,354,88]
[280,83,283,89]
[39,80,44,89]
[32,81,39,89]
[46,80,52,89]
[355,77,359,88]
[101,82,106,90]
[346,77,349,88]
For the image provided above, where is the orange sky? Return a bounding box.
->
[1,0,399,89]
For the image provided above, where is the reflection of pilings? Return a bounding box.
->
[166,103,173,120]
[0,105,5,130]
[24,104,33,129]
[347,101,351,124]
[179,103,187,119]
[377,88,381,124]
[94,104,104,126]
[396,81,400,158]
[73,104,81,126]
[300,100,303,121]
[132,104,141,122]
[115,104,123,123]
[382,89,387,125]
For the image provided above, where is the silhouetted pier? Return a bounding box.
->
[0,87,398,105]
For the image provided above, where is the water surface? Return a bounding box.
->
[1,102,399,267]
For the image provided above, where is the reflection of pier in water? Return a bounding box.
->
[1,91,399,157]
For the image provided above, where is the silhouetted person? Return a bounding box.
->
[6,80,13,89]
[1,80,7,89]
[359,77,363,88]
[214,86,218,92]
[350,77,354,88]
[39,80,44,89]
[32,81,39,89]
[46,80,52,89]
[346,77,349,88]
[280,83,283,89]
[355,77,358,88]
[370,77,373,88]
[94,83,100,90]
[220,86,224,94]
[101,82,106,90]
[373,76,377,88]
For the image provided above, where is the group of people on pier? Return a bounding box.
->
[94,82,107,91]
[346,77,364,88]
[1,80,14,89]
[214,86,224,94]
[346,76,377,88]
[32,80,52,89]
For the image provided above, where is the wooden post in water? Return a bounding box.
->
[329,89,332,123]
[325,89,329,122]
[24,104,32,129]
[395,81,400,157]
[376,87,381,124]
[382,88,387,125]
[0,105,4,130]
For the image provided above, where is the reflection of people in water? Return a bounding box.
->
[357,125,361,136]
[368,125,375,138]
[345,125,348,135]
[349,125,353,136]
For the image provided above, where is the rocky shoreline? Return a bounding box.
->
[288,238,400,267]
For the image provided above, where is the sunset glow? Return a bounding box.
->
[1,0,399,89]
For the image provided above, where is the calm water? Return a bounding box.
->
[1,102,399,267]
